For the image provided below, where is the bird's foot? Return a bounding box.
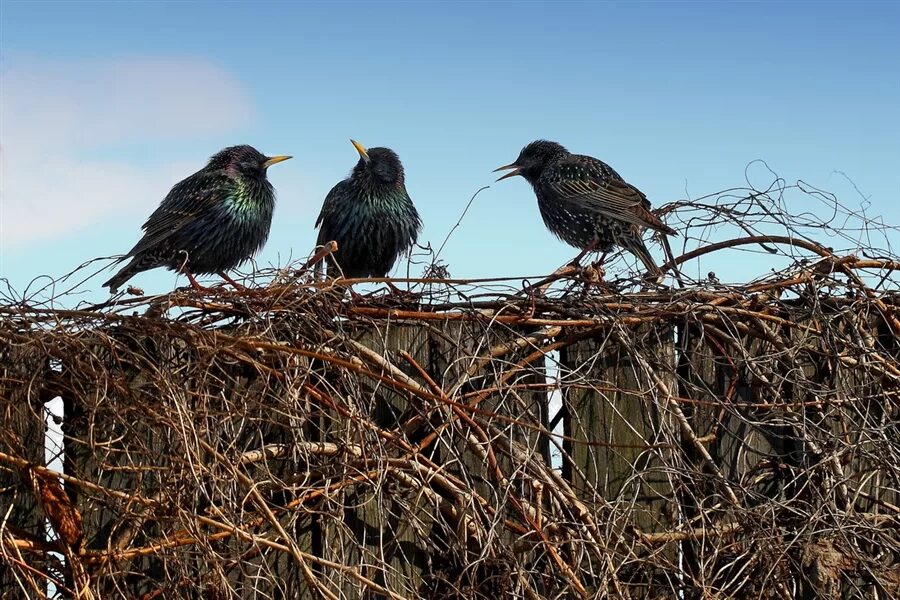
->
[579,261,610,298]
[217,272,250,292]
[584,260,606,283]
[567,242,602,268]
[186,273,214,293]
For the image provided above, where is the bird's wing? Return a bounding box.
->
[543,158,676,236]
[314,180,348,241]
[406,189,423,240]
[127,170,233,257]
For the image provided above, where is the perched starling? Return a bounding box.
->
[495,140,676,274]
[315,140,422,278]
[103,145,291,293]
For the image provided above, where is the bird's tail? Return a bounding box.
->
[622,234,664,278]
[102,257,142,294]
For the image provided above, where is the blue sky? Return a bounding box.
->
[1,1,898,302]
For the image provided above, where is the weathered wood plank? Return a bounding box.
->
[0,343,49,597]
[560,324,676,597]
[329,322,436,599]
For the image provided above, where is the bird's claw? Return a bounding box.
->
[217,272,250,292]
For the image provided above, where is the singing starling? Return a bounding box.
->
[103,145,291,293]
[495,140,676,274]
[315,140,422,278]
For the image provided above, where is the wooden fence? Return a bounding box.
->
[2,284,898,599]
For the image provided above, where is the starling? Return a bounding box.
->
[103,145,291,293]
[494,140,676,275]
[315,140,422,278]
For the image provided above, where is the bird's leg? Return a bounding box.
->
[186,272,212,293]
[568,239,601,268]
[516,242,602,299]
[218,271,247,291]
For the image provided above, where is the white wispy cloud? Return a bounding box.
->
[0,57,254,247]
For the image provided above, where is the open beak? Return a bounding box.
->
[263,155,292,168]
[493,163,521,182]
[350,139,370,163]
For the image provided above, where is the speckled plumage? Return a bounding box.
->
[103,145,290,293]
[315,142,422,278]
[495,140,676,274]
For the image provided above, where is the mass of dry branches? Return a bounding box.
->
[1,175,899,599]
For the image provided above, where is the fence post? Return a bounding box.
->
[559,324,676,596]
[313,320,436,599]
[0,345,49,596]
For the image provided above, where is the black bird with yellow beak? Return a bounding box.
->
[315,139,422,278]
[495,140,675,275]
[104,145,291,293]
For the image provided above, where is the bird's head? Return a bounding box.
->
[212,145,292,178]
[349,140,405,187]
[494,140,569,183]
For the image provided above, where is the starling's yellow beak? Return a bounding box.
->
[493,163,521,181]
[350,139,370,163]
[263,155,292,168]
